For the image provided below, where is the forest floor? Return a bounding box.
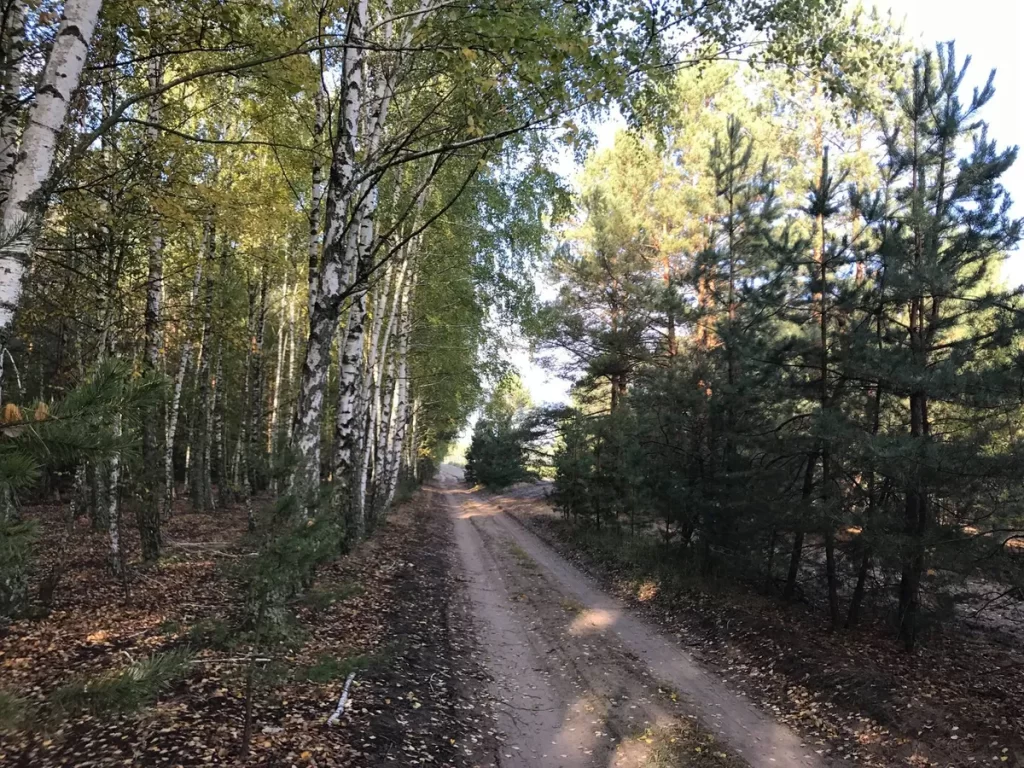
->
[487,481,1024,768]
[4,479,1021,768]
[0,490,500,767]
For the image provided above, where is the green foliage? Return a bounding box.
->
[0,690,29,732]
[187,618,237,651]
[0,519,36,619]
[0,359,161,619]
[49,649,193,719]
[300,651,381,684]
[298,583,364,613]
[543,39,1024,647]
[238,495,343,638]
[465,419,534,489]
[465,375,542,488]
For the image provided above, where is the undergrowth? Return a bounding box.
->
[49,648,194,719]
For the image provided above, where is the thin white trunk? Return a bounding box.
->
[191,219,217,512]
[371,255,408,484]
[293,0,435,514]
[307,77,326,321]
[0,0,104,332]
[409,399,419,481]
[165,233,208,510]
[284,277,298,446]
[332,284,367,527]
[383,273,413,510]
[269,279,287,456]
[108,412,122,574]
[355,268,394,515]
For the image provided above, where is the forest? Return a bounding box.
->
[468,27,1024,648]
[0,0,1021,765]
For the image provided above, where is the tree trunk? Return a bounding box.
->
[382,271,414,512]
[248,272,267,493]
[165,250,206,512]
[269,280,288,460]
[824,528,840,629]
[0,0,104,333]
[290,0,368,513]
[0,1,25,209]
[284,278,298,449]
[333,285,368,534]
[847,547,871,628]
[108,412,123,576]
[191,223,217,513]
[307,77,326,322]
[899,391,929,651]
[213,340,229,507]
[139,56,165,562]
[784,451,817,600]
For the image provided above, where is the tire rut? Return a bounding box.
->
[443,481,832,768]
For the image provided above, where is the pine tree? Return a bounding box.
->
[869,44,1022,649]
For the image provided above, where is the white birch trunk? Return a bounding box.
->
[143,56,164,372]
[360,264,394,504]
[284,277,298,446]
[269,279,287,456]
[166,230,208,510]
[291,0,367,513]
[292,0,438,514]
[370,255,408,500]
[108,412,122,574]
[332,282,367,528]
[307,78,326,322]
[0,0,104,333]
[191,220,217,512]
[0,1,25,209]
[409,399,419,481]
[383,274,413,511]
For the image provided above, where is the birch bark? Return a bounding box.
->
[307,77,326,322]
[191,223,217,512]
[382,272,413,511]
[269,279,287,457]
[0,1,25,210]
[291,0,368,513]
[0,0,104,334]
[165,241,207,511]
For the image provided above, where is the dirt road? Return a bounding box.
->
[439,474,829,768]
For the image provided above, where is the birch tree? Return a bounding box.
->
[0,0,105,339]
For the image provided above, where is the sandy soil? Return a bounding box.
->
[439,470,830,768]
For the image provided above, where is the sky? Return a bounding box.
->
[512,0,1024,408]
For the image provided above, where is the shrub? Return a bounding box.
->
[49,648,193,718]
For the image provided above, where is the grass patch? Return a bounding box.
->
[508,542,537,569]
[560,597,585,614]
[157,618,183,635]
[49,648,193,719]
[550,519,709,595]
[187,617,237,650]
[0,691,29,732]
[299,648,390,684]
[298,583,364,612]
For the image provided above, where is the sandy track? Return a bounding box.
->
[439,476,829,768]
